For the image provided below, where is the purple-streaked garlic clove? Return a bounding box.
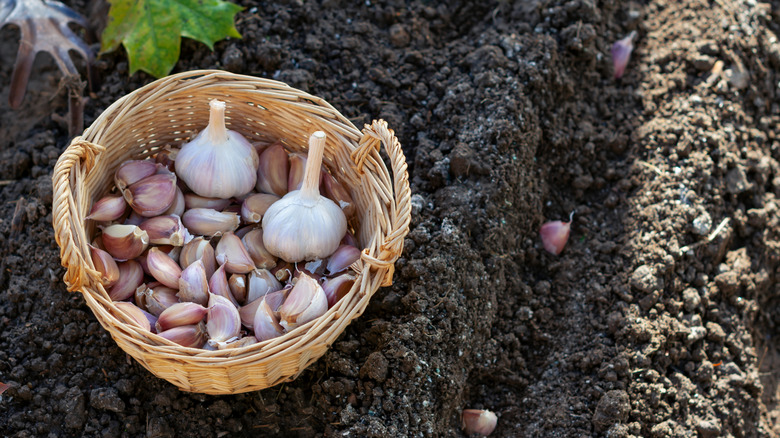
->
[184,193,232,211]
[539,212,574,255]
[158,322,207,348]
[182,208,240,237]
[278,273,328,331]
[287,153,307,192]
[461,409,498,436]
[239,297,262,329]
[114,302,153,331]
[242,229,277,270]
[139,215,191,246]
[215,231,255,274]
[229,273,247,305]
[247,268,282,303]
[123,172,178,217]
[87,195,127,221]
[179,236,217,279]
[109,260,144,301]
[155,302,207,332]
[177,259,209,306]
[157,244,182,264]
[209,264,240,307]
[239,286,288,329]
[322,273,356,308]
[240,193,279,224]
[207,293,241,344]
[163,187,186,217]
[256,143,289,196]
[101,224,149,261]
[143,285,179,317]
[89,244,120,287]
[146,247,182,289]
[115,160,159,191]
[611,31,636,80]
[326,244,361,275]
[253,296,285,341]
[322,172,356,218]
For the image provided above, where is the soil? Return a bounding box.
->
[1,0,780,436]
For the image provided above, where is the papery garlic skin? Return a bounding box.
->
[175,99,259,199]
[262,132,347,262]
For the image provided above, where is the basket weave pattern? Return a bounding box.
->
[51,70,411,394]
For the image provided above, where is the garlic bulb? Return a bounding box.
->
[262,131,347,262]
[175,99,259,198]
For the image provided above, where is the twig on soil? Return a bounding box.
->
[679,217,730,254]
[0,180,13,186]
[637,160,663,176]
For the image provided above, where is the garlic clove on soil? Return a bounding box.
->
[611,31,636,80]
[175,99,259,199]
[461,409,497,436]
[539,212,574,256]
[262,131,347,262]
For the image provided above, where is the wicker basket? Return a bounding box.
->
[51,70,411,394]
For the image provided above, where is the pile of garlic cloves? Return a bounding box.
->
[87,100,358,350]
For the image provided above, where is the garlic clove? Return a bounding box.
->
[115,160,159,191]
[262,132,348,262]
[175,99,259,198]
[341,231,359,248]
[287,152,307,192]
[229,273,248,305]
[247,268,283,303]
[461,409,498,436]
[253,296,285,341]
[89,244,120,287]
[322,273,356,308]
[325,244,361,275]
[114,302,153,331]
[278,273,328,331]
[239,297,262,329]
[177,259,209,306]
[611,31,636,80]
[207,293,241,343]
[184,193,232,211]
[146,247,182,289]
[181,208,240,237]
[240,193,279,224]
[123,172,178,217]
[208,264,240,307]
[158,322,207,348]
[157,244,182,264]
[239,286,289,329]
[143,285,179,317]
[256,143,290,196]
[109,260,144,301]
[87,195,127,222]
[179,236,217,279]
[163,187,186,217]
[322,171,356,218]
[215,231,256,274]
[155,302,207,332]
[139,215,191,246]
[539,212,574,255]
[101,224,150,261]
[242,229,277,270]
[265,287,290,318]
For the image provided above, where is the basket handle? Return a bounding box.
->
[52,137,106,292]
[352,120,412,287]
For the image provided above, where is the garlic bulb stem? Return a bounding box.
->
[207,100,229,144]
[301,131,326,202]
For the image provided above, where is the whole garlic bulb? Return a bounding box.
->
[262,131,347,262]
[175,99,259,198]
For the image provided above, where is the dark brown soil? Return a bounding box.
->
[2,0,780,436]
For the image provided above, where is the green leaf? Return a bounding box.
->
[101,0,243,78]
